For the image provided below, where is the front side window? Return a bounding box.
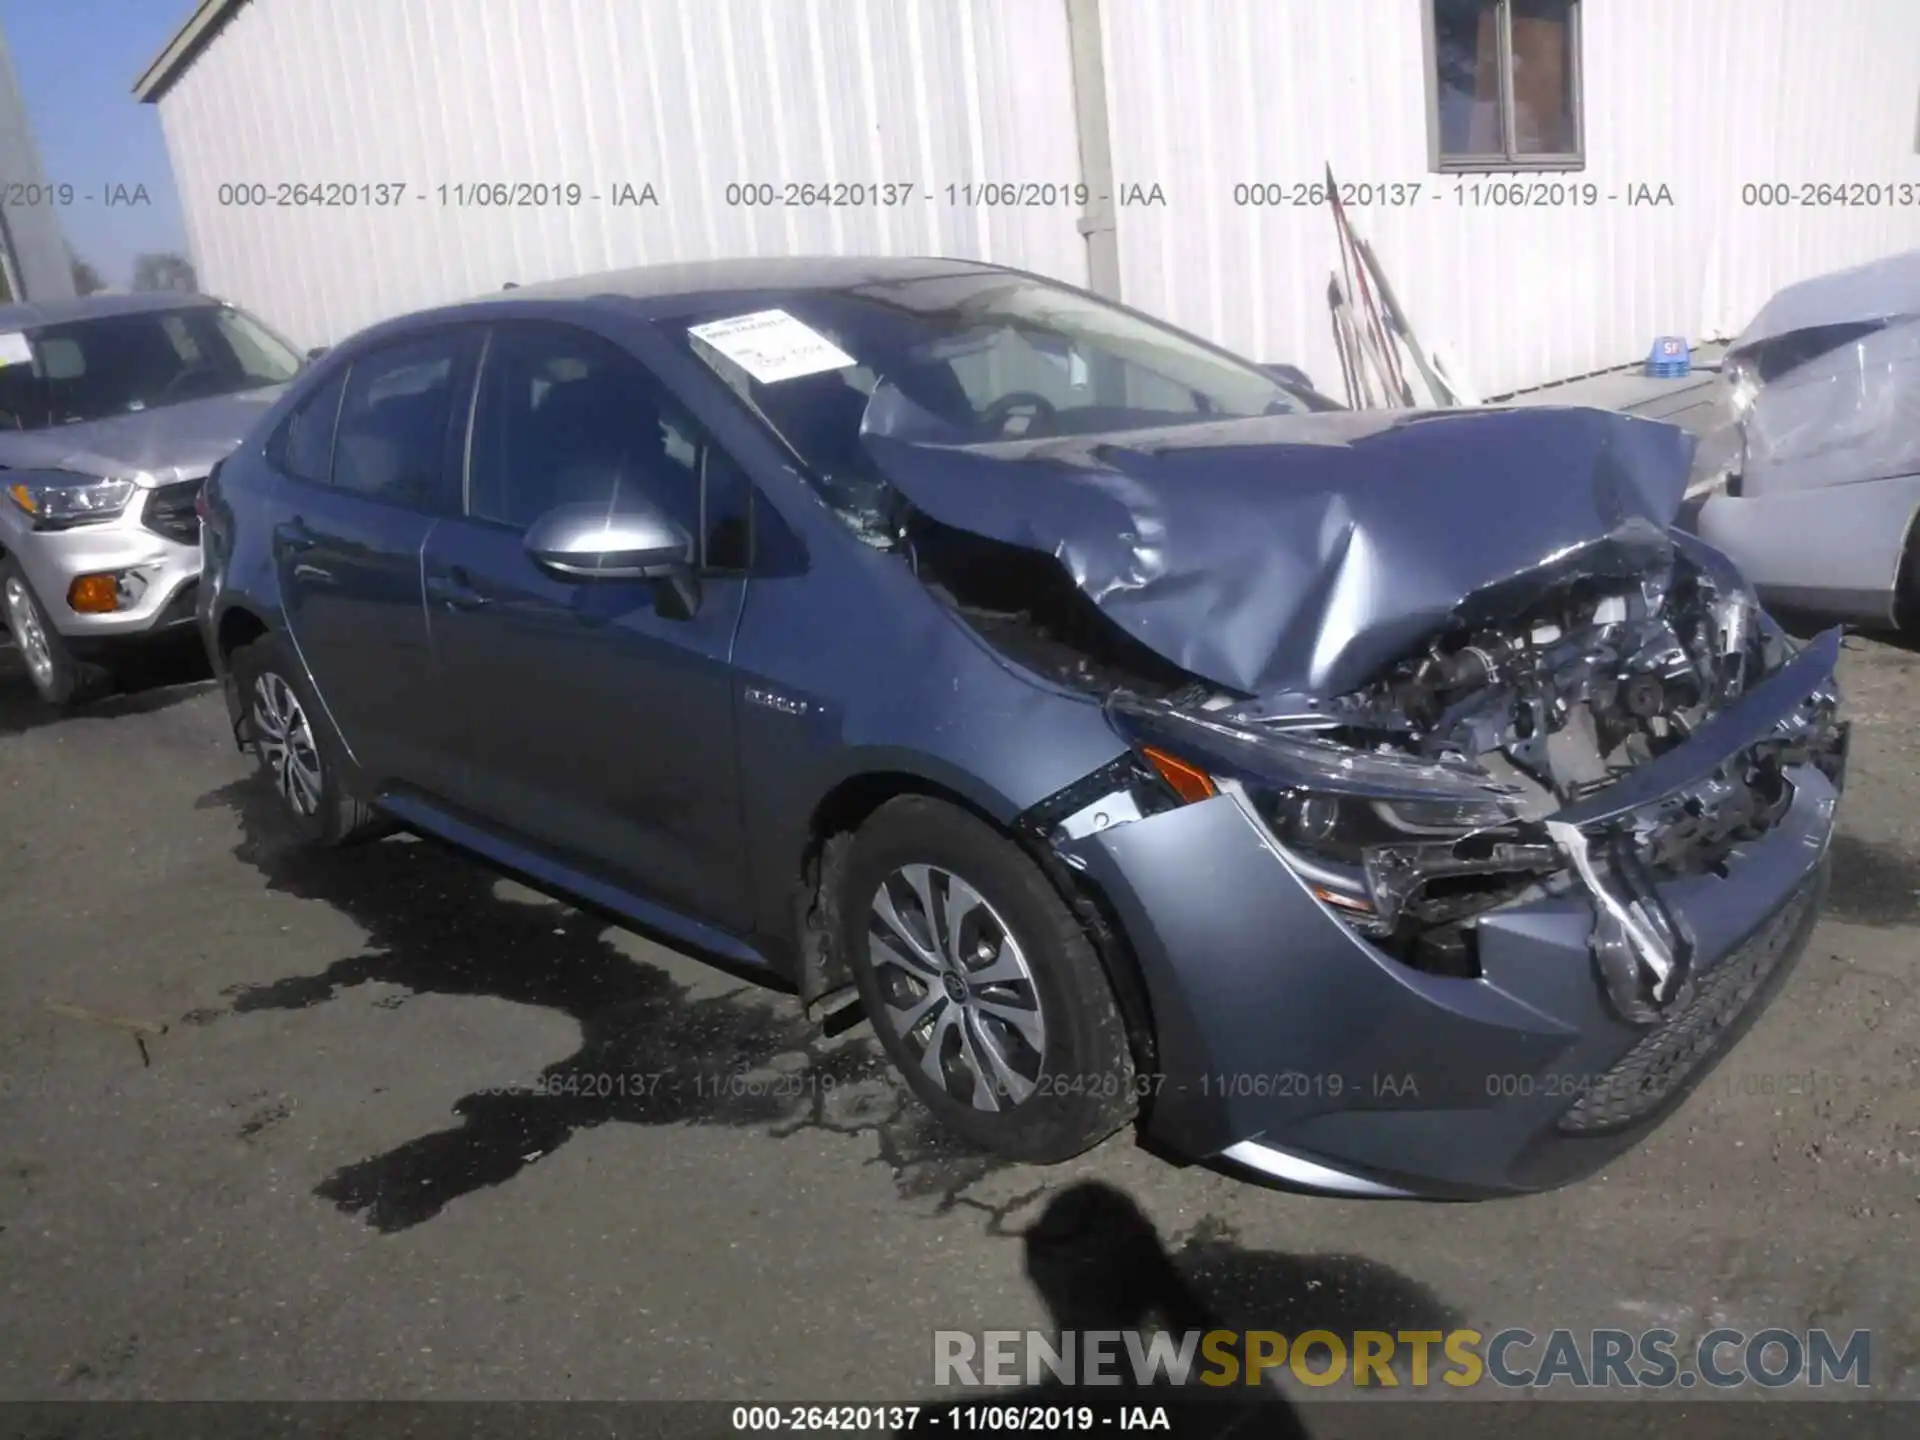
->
[468,323,747,568]
[330,334,466,508]
[0,304,302,432]
[1429,0,1582,170]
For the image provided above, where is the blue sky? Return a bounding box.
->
[2,0,192,287]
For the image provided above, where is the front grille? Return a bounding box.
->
[142,479,203,546]
[1555,859,1827,1135]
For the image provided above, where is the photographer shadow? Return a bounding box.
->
[902,1180,1460,1438]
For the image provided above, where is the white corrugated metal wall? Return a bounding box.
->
[1101,0,1920,397]
[157,0,1086,349]
[154,0,1920,395]
[0,23,75,300]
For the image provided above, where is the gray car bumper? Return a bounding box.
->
[1059,665,1843,1199]
[1,498,202,644]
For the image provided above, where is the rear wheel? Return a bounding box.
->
[1,558,106,708]
[838,795,1137,1163]
[228,633,386,847]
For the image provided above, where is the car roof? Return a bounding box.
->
[0,291,223,331]
[373,253,1007,335]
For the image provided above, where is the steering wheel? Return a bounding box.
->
[158,366,216,400]
[977,390,1059,439]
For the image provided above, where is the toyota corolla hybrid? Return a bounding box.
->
[196,256,1847,1198]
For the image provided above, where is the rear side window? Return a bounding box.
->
[277,368,348,484]
[700,442,751,571]
[331,335,467,508]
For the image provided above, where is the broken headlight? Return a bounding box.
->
[1107,697,1532,937]
[1252,787,1526,936]
[1719,354,1761,419]
[1257,788,1513,870]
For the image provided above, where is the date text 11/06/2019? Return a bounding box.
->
[203,180,1177,210]
[720,182,1168,208]
[1229,180,1676,208]
[212,181,662,209]
[730,1403,1176,1432]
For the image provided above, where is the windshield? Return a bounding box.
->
[0,305,302,432]
[663,271,1305,519]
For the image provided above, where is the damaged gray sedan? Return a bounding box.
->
[201,256,1847,1198]
[1695,247,1920,627]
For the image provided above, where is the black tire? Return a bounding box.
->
[1894,511,1920,636]
[838,795,1137,1163]
[228,632,386,847]
[1,557,109,709]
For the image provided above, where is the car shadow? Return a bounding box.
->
[0,631,214,737]
[1849,624,1920,658]
[1773,607,1915,654]
[194,778,1021,1232]
[899,1180,1461,1436]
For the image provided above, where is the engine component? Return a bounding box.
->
[1300,543,1780,814]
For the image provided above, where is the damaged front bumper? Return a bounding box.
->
[1032,630,1847,1198]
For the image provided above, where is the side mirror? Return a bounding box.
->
[302,346,330,369]
[523,498,693,581]
[1260,361,1348,411]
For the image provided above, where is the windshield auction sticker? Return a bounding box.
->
[0,332,34,368]
[687,308,855,384]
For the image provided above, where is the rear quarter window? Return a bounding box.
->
[273,368,349,485]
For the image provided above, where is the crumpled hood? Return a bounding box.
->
[863,405,1696,698]
[1707,248,1920,498]
[0,386,287,486]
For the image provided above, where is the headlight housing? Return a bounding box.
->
[5,472,137,528]
[1719,356,1759,489]
[1256,788,1515,865]
[1719,354,1761,419]
[1108,697,1549,939]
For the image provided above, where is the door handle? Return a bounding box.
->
[427,567,491,611]
[275,519,318,554]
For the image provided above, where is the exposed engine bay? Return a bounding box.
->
[1242,549,1843,1013]
[848,405,1848,1025]
[908,504,1845,1021]
[1305,547,1774,812]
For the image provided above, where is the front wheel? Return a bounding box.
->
[227,633,386,847]
[838,796,1138,1163]
[1,559,107,708]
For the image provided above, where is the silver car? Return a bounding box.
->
[0,292,303,706]
[1694,249,1920,629]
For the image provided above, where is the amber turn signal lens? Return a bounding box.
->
[67,573,121,614]
[1140,746,1217,805]
[1311,884,1378,916]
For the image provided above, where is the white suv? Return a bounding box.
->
[0,293,302,706]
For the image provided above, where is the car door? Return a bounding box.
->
[418,320,753,925]
[271,328,478,783]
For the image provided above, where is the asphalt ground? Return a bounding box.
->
[1,623,1917,1430]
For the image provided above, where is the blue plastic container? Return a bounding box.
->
[1645,335,1692,379]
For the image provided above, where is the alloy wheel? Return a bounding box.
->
[3,576,55,688]
[251,672,324,816]
[866,863,1049,1112]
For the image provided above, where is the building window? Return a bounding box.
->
[1427,0,1583,171]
